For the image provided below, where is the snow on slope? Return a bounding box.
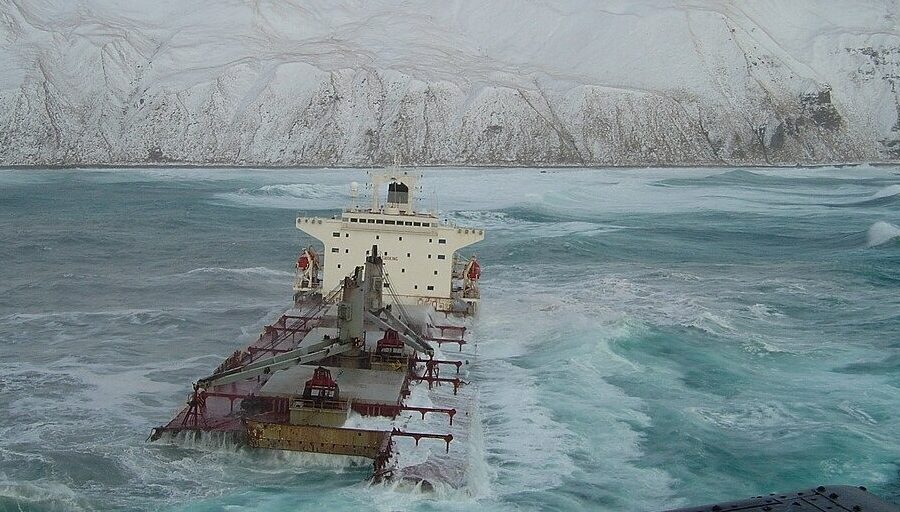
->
[0,0,898,166]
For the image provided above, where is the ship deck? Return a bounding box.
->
[154,298,327,436]
[259,365,406,405]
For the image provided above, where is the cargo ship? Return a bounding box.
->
[150,168,485,486]
[146,169,900,510]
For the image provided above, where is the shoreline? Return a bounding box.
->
[0,161,897,171]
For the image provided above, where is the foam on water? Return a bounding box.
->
[1,167,898,510]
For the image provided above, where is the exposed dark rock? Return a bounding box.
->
[800,89,842,130]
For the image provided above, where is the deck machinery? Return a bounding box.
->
[151,169,485,481]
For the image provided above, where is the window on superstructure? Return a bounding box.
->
[437,254,446,260]
[398,236,402,241]
[375,235,380,240]
[438,238,446,244]
[332,232,340,237]
[345,249,349,254]
[387,182,409,204]
[434,270,438,275]
[414,285,418,290]
[402,268,405,273]
[345,233,349,237]
[427,285,434,291]
[406,252,410,257]
[331,248,339,253]
[427,254,432,259]
[337,264,341,269]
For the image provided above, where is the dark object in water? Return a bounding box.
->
[664,485,898,512]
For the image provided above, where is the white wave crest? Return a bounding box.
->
[866,221,900,248]
[690,400,798,433]
[870,184,900,200]
[184,266,292,277]
[253,183,349,199]
[0,481,91,511]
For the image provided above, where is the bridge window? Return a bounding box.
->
[387,182,409,205]
[385,220,395,225]
[413,222,421,227]
[368,219,375,224]
[350,218,358,222]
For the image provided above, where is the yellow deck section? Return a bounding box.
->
[245,420,390,458]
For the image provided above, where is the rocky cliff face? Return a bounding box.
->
[1,0,898,167]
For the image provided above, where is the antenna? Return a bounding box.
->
[350,181,359,210]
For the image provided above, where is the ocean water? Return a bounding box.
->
[0,166,898,512]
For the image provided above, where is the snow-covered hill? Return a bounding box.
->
[1,0,898,166]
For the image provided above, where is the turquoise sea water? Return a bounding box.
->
[0,167,897,511]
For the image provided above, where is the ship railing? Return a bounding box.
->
[293,275,321,292]
[290,398,350,412]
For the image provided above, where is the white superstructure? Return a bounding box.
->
[296,169,484,311]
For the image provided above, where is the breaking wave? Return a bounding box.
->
[866,221,900,247]
[252,183,349,199]
[183,266,292,278]
[870,184,900,200]
[0,482,91,512]
[214,183,350,209]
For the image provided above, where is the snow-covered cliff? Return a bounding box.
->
[1,0,898,167]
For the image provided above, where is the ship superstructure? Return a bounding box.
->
[151,168,485,485]
[295,170,484,312]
